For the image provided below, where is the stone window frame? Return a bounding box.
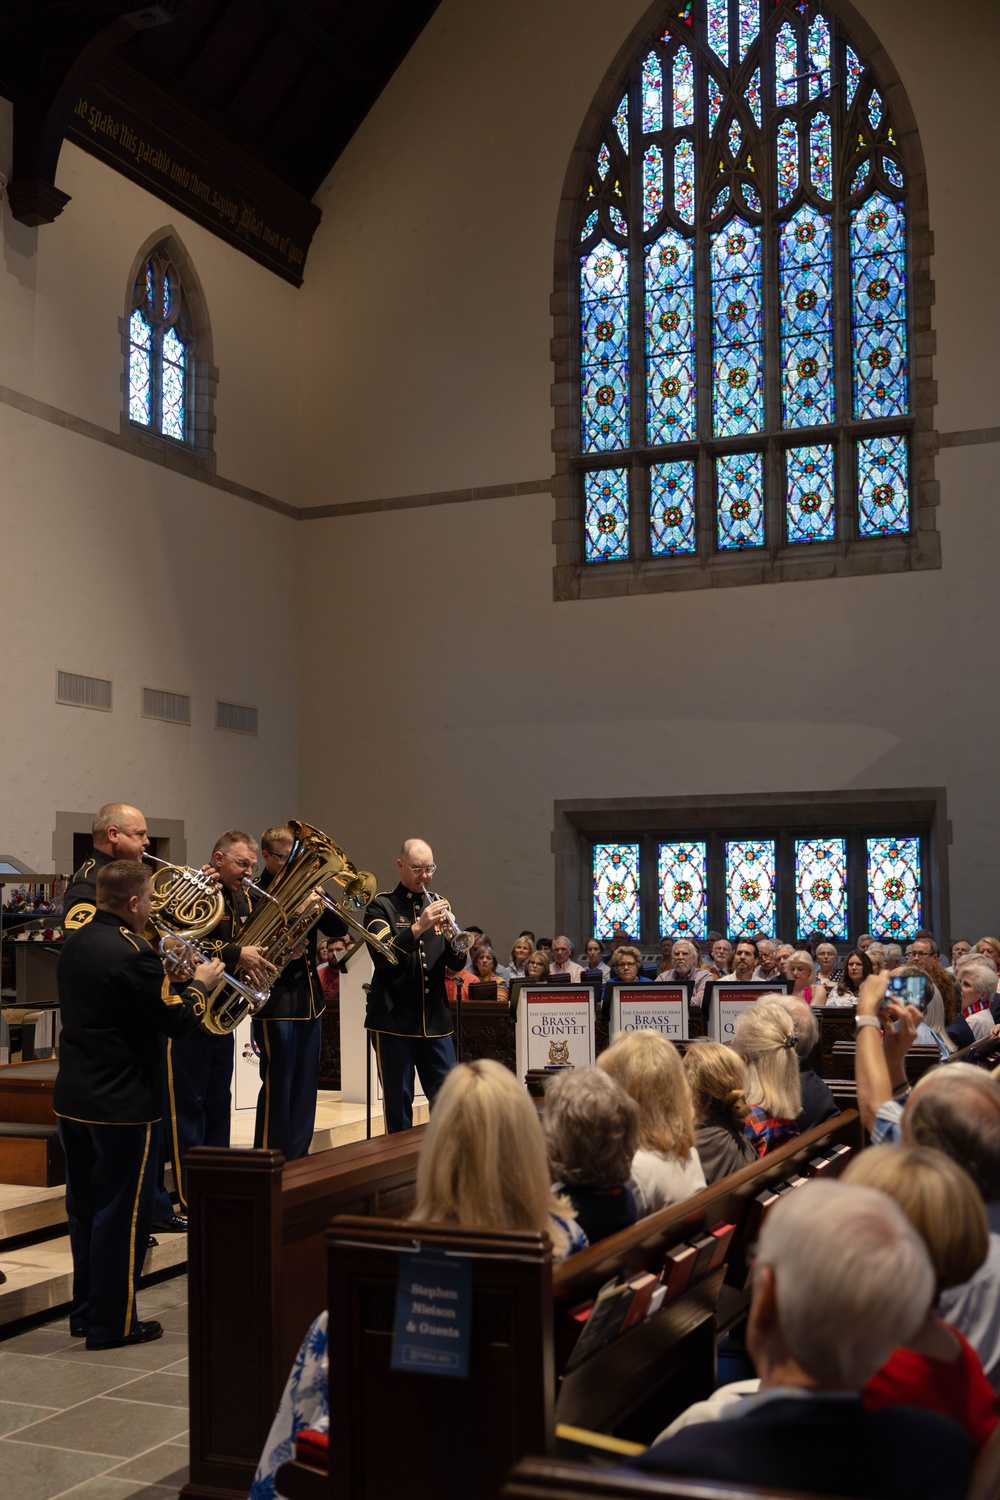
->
[550,0,939,602]
[119,228,218,474]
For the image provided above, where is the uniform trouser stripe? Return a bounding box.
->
[124,1124,152,1336]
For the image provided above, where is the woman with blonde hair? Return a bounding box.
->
[785,950,825,1005]
[731,1000,802,1156]
[683,1040,756,1182]
[523,948,551,980]
[598,1030,706,1213]
[843,1144,996,1449]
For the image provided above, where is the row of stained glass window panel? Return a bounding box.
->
[592,837,923,941]
[583,196,906,456]
[586,434,908,561]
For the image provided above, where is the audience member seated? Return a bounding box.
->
[752,938,783,984]
[891,964,953,1060]
[656,938,713,1005]
[827,946,873,1005]
[710,937,733,975]
[523,949,551,981]
[950,958,1000,1047]
[628,1180,973,1499]
[597,1030,705,1213]
[600,945,649,1020]
[543,1066,639,1247]
[717,936,758,983]
[683,1039,756,1181]
[786,948,825,1004]
[774,995,839,1131]
[502,934,534,981]
[866,942,888,973]
[732,1000,802,1156]
[843,1144,997,1448]
[884,941,904,968]
[775,940,794,975]
[248,1059,584,1499]
[468,946,509,1002]
[550,935,583,981]
[949,938,972,973]
[582,937,610,980]
[814,941,840,992]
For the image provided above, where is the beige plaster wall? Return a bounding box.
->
[295,0,1000,946]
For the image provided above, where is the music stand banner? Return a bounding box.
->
[609,983,691,1042]
[515,985,596,1078]
[705,979,791,1043]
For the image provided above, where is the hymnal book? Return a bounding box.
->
[688,1231,719,1283]
[563,1278,635,1370]
[661,1242,698,1303]
[826,1143,852,1172]
[619,1271,660,1332]
[806,1155,833,1178]
[645,1284,668,1320]
[744,1185,781,1243]
[707,1221,737,1272]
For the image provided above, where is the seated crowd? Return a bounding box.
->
[251,925,1000,1500]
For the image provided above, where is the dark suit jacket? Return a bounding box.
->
[629,1392,972,1500]
[796,1063,839,1131]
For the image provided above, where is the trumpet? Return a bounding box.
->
[427,891,476,955]
[151,919,270,1021]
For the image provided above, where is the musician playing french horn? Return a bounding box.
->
[364,838,463,1134]
[251,825,348,1160]
[165,829,275,1211]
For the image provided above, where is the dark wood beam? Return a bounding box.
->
[260,0,376,92]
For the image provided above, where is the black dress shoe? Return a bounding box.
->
[70,1320,87,1337]
[151,1214,188,1232]
[86,1319,163,1351]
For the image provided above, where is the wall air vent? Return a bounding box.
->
[57,671,112,711]
[216,700,258,736]
[142,688,191,725]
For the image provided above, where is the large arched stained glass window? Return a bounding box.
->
[561,0,933,594]
[127,250,193,445]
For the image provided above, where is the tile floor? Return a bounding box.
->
[0,1273,191,1500]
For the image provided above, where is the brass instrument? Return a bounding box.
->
[142,852,225,939]
[427,891,476,955]
[151,919,270,1018]
[200,820,392,1036]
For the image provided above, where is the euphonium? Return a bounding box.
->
[142,852,225,940]
[200,820,390,1036]
[152,919,270,1018]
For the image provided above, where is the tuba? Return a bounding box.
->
[200,820,388,1036]
[143,852,225,940]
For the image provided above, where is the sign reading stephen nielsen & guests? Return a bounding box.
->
[66,58,320,286]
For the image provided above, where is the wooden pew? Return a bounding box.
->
[181,1130,426,1500]
[503,1455,844,1500]
[274,1111,861,1500]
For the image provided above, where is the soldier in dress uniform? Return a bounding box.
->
[165,829,274,1209]
[364,838,462,1133]
[55,860,223,1349]
[251,826,348,1160]
[62,803,150,931]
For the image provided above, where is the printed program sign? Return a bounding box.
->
[610,983,690,1041]
[391,1250,472,1379]
[515,986,595,1078]
[705,979,790,1042]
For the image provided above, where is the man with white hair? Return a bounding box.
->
[549,936,583,982]
[657,938,713,1005]
[630,1181,971,1496]
[753,938,783,984]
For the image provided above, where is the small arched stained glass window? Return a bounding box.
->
[127,252,192,444]
[574,0,916,569]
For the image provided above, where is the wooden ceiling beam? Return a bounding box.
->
[260,0,375,93]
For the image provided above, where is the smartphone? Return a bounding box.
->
[882,973,931,1011]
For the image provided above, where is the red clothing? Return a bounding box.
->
[864,1324,998,1450]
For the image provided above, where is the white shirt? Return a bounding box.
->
[630,1147,706,1216]
[939,1206,1000,1390]
[550,959,583,981]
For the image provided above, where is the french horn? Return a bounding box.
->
[142,852,225,940]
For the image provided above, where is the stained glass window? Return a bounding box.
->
[780,206,833,428]
[867,837,922,940]
[725,839,776,937]
[127,250,191,445]
[593,843,641,940]
[851,194,908,420]
[717,451,764,549]
[658,842,707,938]
[712,221,763,437]
[795,838,848,939]
[857,434,909,536]
[575,3,919,575]
[650,459,697,554]
[646,231,696,443]
[584,468,630,561]
[581,239,629,451]
[786,444,835,543]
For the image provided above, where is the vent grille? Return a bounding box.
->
[216,700,258,736]
[142,688,191,725]
[57,671,112,711]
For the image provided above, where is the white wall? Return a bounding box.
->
[0,129,301,870]
[295,0,1000,947]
